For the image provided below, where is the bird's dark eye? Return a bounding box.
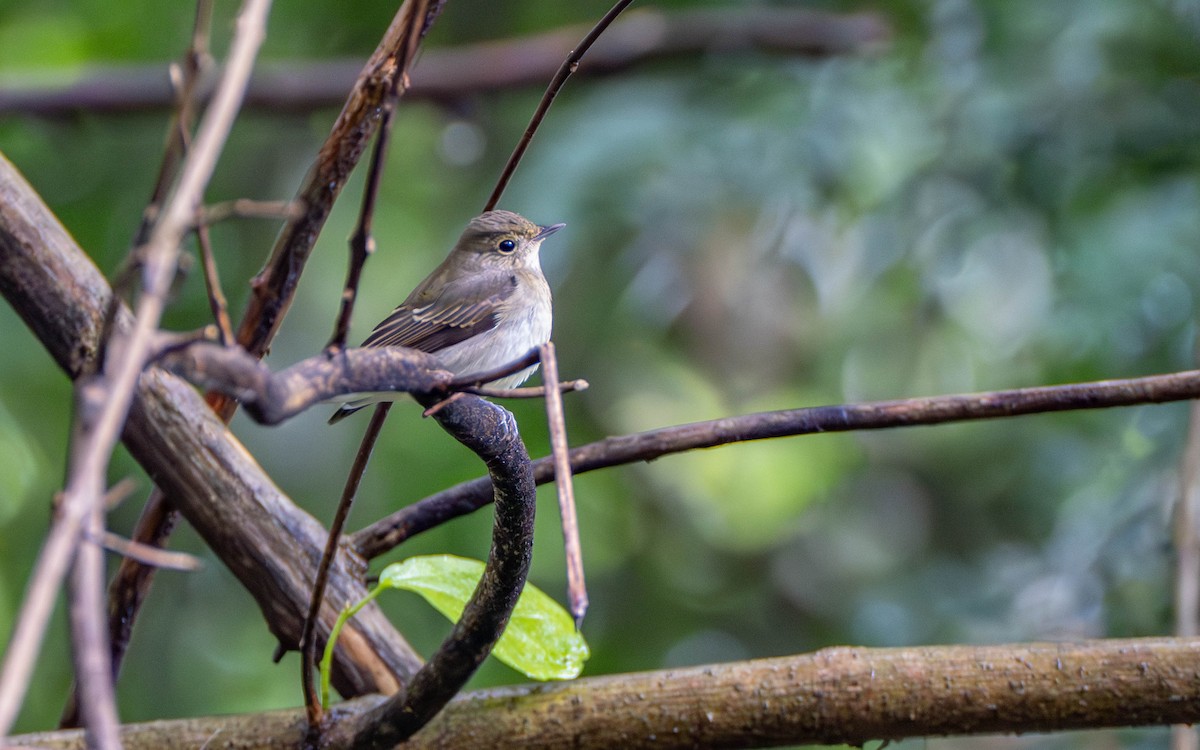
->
[497,239,517,254]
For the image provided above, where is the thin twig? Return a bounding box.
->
[304,7,433,725]
[350,367,1200,559]
[484,0,637,211]
[325,72,404,352]
[68,4,220,724]
[447,348,541,389]
[194,213,235,345]
[539,343,586,627]
[92,0,216,377]
[0,0,271,739]
[66,502,120,748]
[90,0,448,712]
[301,403,392,730]
[95,531,203,572]
[459,378,588,399]
[198,198,301,225]
[100,476,140,511]
[1171,347,1200,750]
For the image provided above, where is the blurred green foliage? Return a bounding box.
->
[2,1,1200,746]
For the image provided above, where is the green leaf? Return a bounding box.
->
[379,554,589,680]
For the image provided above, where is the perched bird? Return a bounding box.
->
[329,210,564,423]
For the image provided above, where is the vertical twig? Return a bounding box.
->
[1172,387,1200,750]
[68,2,219,726]
[540,342,586,626]
[0,0,272,739]
[94,0,217,374]
[303,4,432,732]
[95,0,448,709]
[484,0,637,212]
[302,402,392,729]
[66,498,120,748]
[326,81,402,351]
[304,3,441,730]
[194,212,236,346]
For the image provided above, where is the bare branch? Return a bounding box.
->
[539,342,586,627]
[196,198,301,225]
[0,139,421,708]
[9,638,1200,749]
[351,368,1200,559]
[93,532,203,572]
[0,8,890,116]
[155,342,452,424]
[0,0,272,740]
[485,0,636,211]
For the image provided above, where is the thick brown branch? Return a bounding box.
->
[352,368,1200,559]
[10,638,1200,748]
[0,148,421,701]
[0,8,890,116]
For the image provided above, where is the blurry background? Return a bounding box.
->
[3,1,1200,747]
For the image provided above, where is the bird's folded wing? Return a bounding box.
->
[362,273,518,354]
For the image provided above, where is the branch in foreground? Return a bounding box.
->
[351,368,1200,559]
[99,0,447,712]
[0,151,422,702]
[10,637,1200,748]
[0,8,890,116]
[0,1,271,742]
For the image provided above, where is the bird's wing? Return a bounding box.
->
[362,272,518,354]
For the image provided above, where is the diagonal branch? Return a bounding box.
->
[0,0,272,741]
[101,0,448,712]
[0,146,420,708]
[351,368,1200,559]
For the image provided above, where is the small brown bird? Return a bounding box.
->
[329,210,564,423]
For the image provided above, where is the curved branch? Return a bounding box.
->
[9,638,1200,748]
[155,340,451,424]
[324,393,537,748]
[351,368,1200,559]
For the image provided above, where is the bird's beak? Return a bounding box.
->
[535,222,566,241]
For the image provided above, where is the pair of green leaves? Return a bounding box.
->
[320,554,590,709]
